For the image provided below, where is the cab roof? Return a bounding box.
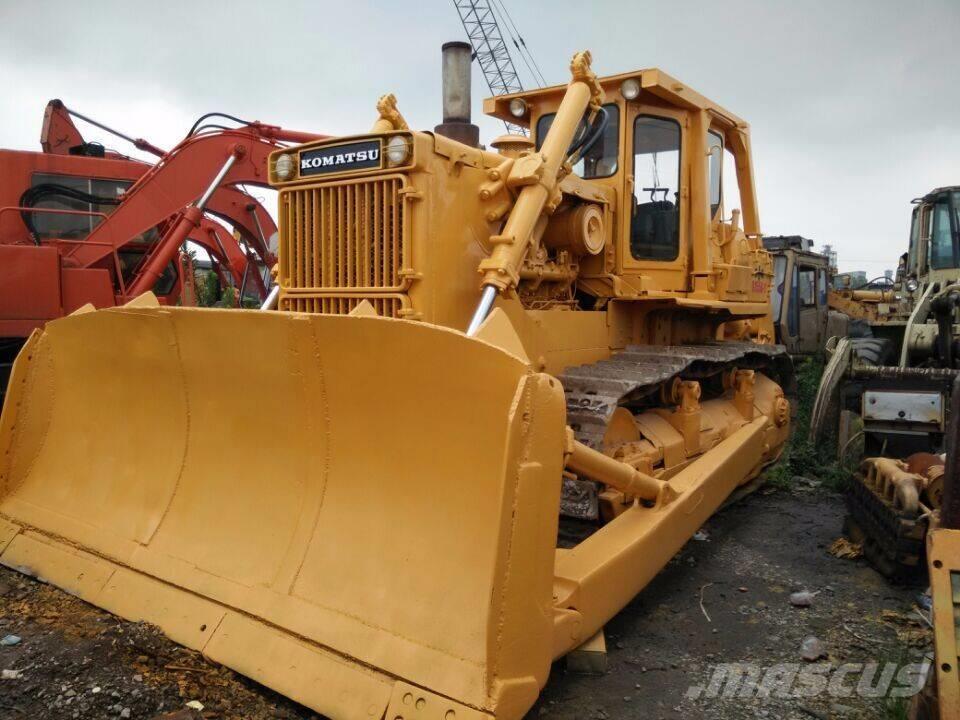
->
[484,68,747,131]
[918,186,960,203]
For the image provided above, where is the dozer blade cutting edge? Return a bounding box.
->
[0,303,568,720]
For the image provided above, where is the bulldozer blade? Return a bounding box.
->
[0,305,568,720]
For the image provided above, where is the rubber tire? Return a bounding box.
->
[848,337,893,366]
[846,318,873,339]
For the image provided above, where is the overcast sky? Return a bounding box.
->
[2,0,957,275]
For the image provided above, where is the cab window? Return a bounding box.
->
[798,267,816,307]
[907,205,921,273]
[771,255,786,322]
[818,268,828,306]
[535,103,620,179]
[787,266,799,337]
[631,115,681,261]
[28,173,129,240]
[707,131,722,218]
[930,201,957,269]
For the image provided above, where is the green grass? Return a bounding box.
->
[883,696,909,720]
[766,356,852,492]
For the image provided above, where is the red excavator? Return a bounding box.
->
[0,100,325,389]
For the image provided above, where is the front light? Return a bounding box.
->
[906,277,919,293]
[620,78,641,100]
[275,153,295,181]
[509,98,527,118]
[385,135,410,166]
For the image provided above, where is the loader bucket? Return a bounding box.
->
[0,305,568,720]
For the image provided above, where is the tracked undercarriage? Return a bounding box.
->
[844,473,927,580]
[561,342,794,519]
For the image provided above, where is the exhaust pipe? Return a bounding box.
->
[434,41,480,148]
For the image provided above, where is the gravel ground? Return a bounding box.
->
[0,484,930,720]
[532,484,929,719]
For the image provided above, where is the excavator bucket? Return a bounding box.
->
[0,304,568,720]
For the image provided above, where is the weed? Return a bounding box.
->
[766,356,854,492]
[195,270,221,307]
[883,696,909,720]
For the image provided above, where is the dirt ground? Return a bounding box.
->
[531,484,929,720]
[0,483,930,720]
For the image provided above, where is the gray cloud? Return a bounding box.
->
[2,0,957,274]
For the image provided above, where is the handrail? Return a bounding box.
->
[1,204,111,225]
[0,206,128,296]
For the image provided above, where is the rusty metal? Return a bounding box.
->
[849,364,959,382]
[845,477,926,579]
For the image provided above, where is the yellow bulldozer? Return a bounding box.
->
[0,48,792,719]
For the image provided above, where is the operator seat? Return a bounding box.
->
[631,196,678,260]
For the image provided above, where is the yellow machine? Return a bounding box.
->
[811,187,960,578]
[910,378,960,720]
[829,284,905,325]
[762,235,839,356]
[0,50,791,719]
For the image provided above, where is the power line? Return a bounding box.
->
[491,0,546,87]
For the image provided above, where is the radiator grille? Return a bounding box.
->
[279,295,405,318]
[280,175,406,293]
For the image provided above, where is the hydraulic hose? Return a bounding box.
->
[568,105,609,162]
[187,112,255,137]
[18,183,122,244]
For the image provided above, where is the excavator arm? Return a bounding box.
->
[204,185,278,267]
[40,100,87,156]
[191,218,268,301]
[61,130,292,269]
[37,105,323,301]
[41,99,165,158]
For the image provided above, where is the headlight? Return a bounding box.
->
[906,278,919,293]
[385,135,410,166]
[275,153,295,181]
[620,78,640,100]
[509,98,527,118]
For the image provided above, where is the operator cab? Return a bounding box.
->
[487,69,758,298]
[20,172,178,297]
[905,186,960,293]
[762,235,831,355]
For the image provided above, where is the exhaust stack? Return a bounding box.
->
[434,41,480,147]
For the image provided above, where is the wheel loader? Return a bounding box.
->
[811,186,960,579]
[0,48,792,719]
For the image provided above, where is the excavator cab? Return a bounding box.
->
[0,51,791,720]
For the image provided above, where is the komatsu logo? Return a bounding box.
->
[300,148,379,169]
[299,140,382,176]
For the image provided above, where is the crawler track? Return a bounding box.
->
[558,342,793,518]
